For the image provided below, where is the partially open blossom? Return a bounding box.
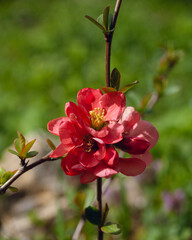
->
[47,88,158,183]
[115,107,159,166]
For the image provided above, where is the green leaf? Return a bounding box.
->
[85,206,101,225]
[101,86,117,93]
[101,222,121,235]
[17,131,26,152]
[26,151,38,158]
[8,149,20,157]
[0,168,6,179]
[103,6,110,30]
[84,188,95,208]
[120,80,139,93]
[14,138,20,153]
[74,192,86,211]
[108,13,113,30]
[9,186,19,192]
[46,138,56,150]
[97,14,103,26]
[85,15,105,32]
[1,171,14,185]
[111,68,121,90]
[21,139,36,158]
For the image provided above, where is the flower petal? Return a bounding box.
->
[50,143,71,158]
[47,117,68,136]
[80,171,97,184]
[79,140,106,168]
[120,107,140,132]
[118,158,146,176]
[131,151,153,166]
[104,146,119,166]
[77,88,103,114]
[59,120,81,147]
[115,136,150,154]
[130,120,159,149]
[100,121,124,144]
[61,149,84,176]
[100,91,126,121]
[65,101,89,125]
[94,162,118,178]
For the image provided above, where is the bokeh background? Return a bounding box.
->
[0,0,192,239]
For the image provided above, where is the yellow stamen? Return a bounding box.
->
[83,135,95,152]
[89,107,105,131]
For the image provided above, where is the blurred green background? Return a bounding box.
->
[0,0,192,239]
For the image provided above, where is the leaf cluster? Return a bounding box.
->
[74,191,121,235]
[101,67,139,94]
[0,168,18,192]
[8,131,38,165]
[85,6,113,36]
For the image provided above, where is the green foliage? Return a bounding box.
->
[85,206,101,225]
[0,168,18,192]
[101,222,121,235]
[8,131,38,162]
[111,68,121,91]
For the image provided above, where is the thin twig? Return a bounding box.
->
[97,178,103,240]
[104,0,122,87]
[0,156,59,194]
[111,0,122,35]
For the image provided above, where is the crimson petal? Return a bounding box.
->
[47,117,68,136]
[118,158,146,176]
[77,88,103,114]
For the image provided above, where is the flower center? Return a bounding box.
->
[82,135,95,152]
[89,108,105,130]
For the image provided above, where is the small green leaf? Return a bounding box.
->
[17,131,26,152]
[8,149,20,157]
[21,139,36,158]
[103,6,110,30]
[101,222,121,235]
[14,138,20,153]
[0,168,6,179]
[26,151,38,158]
[74,192,86,211]
[46,138,56,150]
[9,186,19,192]
[1,171,14,185]
[108,13,113,30]
[85,15,105,32]
[120,80,139,93]
[84,189,95,208]
[111,68,121,90]
[85,206,101,225]
[97,14,103,26]
[101,86,117,93]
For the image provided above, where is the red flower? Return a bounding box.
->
[47,89,158,183]
[47,88,127,183]
[115,107,159,166]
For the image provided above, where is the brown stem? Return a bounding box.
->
[97,177,103,240]
[104,0,122,87]
[105,39,112,87]
[0,155,59,194]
